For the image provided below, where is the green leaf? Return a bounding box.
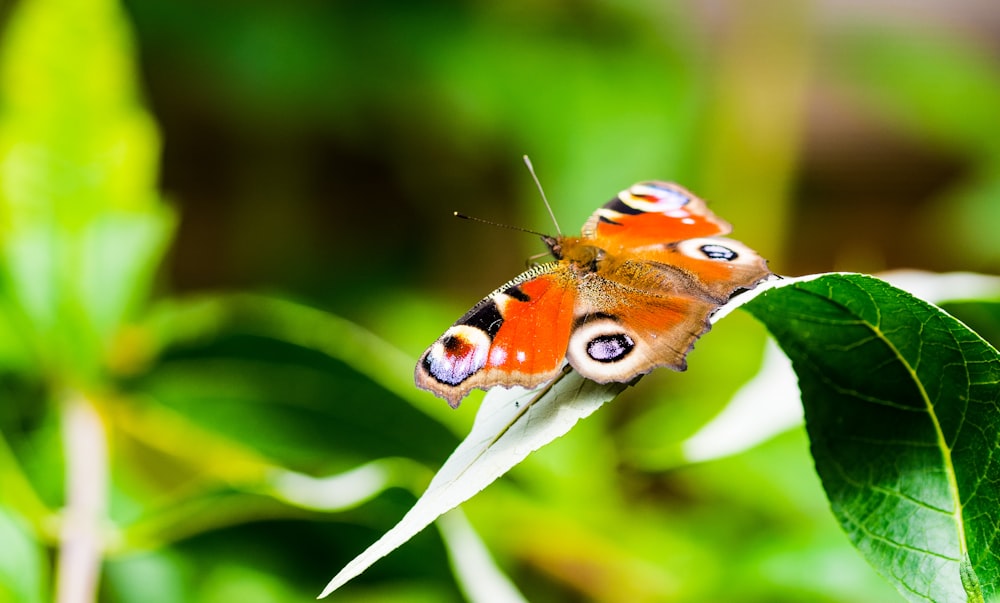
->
[134,294,463,467]
[0,508,47,603]
[0,0,173,380]
[141,294,468,435]
[319,370,625,598]
[743,273,1000,602]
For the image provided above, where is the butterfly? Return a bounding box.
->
[415,181,772,408]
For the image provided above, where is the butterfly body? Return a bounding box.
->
[416,182,771,408]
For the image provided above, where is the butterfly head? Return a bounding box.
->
[541,234,562,258]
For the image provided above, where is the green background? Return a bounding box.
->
[0,0,998,601]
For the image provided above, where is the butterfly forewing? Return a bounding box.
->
[582,181,731,247]
[415,267,576,408]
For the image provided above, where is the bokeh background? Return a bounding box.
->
[1,0,999,601]
[133,0,1000,299]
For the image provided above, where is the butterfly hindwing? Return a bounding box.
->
[661,237,772,299]
[564,237,771,383]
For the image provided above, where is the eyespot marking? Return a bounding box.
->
[699,244,738,261]
[587,333,635,363]
[422,325,490,385]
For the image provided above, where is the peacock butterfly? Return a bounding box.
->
[415,180,772,408]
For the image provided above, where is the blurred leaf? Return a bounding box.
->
[744,274,1000,602]
[679,338,801,464]
[267,459,430,513]
[943,301,1000,349]
[878,271,1000,305]
[131,295,462,469]
[119,490,320,554]
[133,354,446,470]
[0,408,51,529]
[109,297,469,580]
[0,0,162,216]
[0,508,47,603]
[436,510,527,603]
[0,293,35,372]
[103,551,191,603]
[196,563,302,603]
[0,0,173,380]
[925,173,1000,269]
[140,294,468,435]
[80,211,174,343]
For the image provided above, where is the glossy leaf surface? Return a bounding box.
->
[744,274,1000,602]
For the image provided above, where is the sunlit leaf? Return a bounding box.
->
[744,273,1000,602]
[266,460,427,514]
[680,338,801,463]
[319,370,626,597]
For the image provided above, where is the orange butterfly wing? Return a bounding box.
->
[415,267,576,408]
[582,181,731,248]
[562,236,771,384]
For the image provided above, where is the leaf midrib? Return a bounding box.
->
[798,283,969,561]
[795,286,968,559]
[870,317,967,560]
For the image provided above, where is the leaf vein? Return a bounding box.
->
[839,505,960,562]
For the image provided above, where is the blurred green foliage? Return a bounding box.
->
[0,0,997,601]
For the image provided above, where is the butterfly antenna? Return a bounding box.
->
[523,155,562,235]
[453,212,549,239]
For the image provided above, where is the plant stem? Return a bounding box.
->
[54,392,108,603]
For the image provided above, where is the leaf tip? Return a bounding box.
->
[317,581,337,599]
